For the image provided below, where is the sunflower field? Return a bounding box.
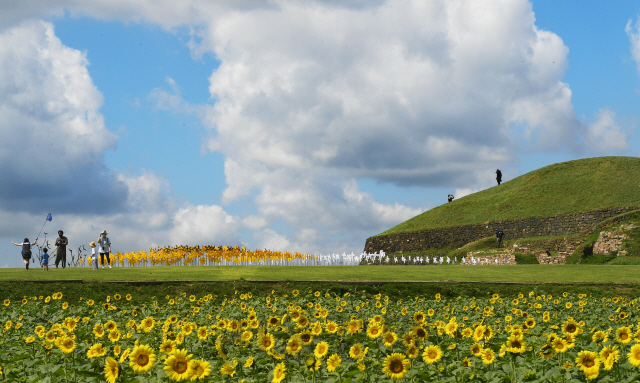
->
[94,246,365,267]
[2,289,640,382]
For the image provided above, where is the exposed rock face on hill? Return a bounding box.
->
[365,207,637,254]
[593,223,636,256]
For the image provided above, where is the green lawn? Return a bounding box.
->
[3,264,640,284]
[381,156,640,235]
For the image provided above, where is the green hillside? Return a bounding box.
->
[380,156,640,236]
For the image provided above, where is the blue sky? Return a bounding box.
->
[0,0,639,267]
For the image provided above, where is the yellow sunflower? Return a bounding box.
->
[506,335,526,354]
[470,343,484,357]
[382,331,398,347]
[422,345,443,364]
[119,348,131,363]
[268,316,280,327]
[314,341,329,359]
[444,321,458,336]
[367,324,383,339]
[58,337,76,354]
[616,326,632,344]
[481,348,495,365]
[108,330,121,343]
[327,353,342,372]
[188,359,211,380]
[592,330,608,344]
[242,330,253,342]
[160,340,175,354]
[349,343,366,361]
[219,359,238,377]
[286,335,302,356]
[561,318,580,336]
[258,333,276,352]
[164,348,192,381]
[272,362,286,383]
[104,357,119,383]
[600,345,620,363]
[325,321,338,334]
[129,344,157,374]
[575,350,600,372]
[413,326,428,341]
[197,327,208,340]
[299,331,313,345]
[407,345,419,359]
[627,344,640,367]
[540,344,554,359]
[382,353,410,381]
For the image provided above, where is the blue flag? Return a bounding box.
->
[36,213,52,241]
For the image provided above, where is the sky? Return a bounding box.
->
[0,0,639,267]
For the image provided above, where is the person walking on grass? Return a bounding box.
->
[54,230,68,268]
[496,169,502,185]
[97,230,112,268]
[12,237,37,270]
[41,248,49,271]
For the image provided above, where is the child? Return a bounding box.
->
[41,248,49,271]
[90,242,99,270]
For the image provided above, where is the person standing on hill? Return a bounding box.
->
[97,230,112,268]
[496,228,504,246]
[54,230,68,268]
[496,169,502,185]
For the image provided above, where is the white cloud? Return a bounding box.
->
[242,215,268,231]
[626,18,640,72]
[170,204,240,245]
[254,229,291,253]
[0,20,126,214]
[585,109,628,153]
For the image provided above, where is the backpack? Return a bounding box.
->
[22,242,32,258]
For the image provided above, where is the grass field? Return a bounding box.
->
[381,156,640,235]
[3,264,640,283]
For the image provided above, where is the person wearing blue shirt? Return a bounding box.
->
[41,248,50,271]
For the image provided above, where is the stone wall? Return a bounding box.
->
[364,207,639,254]
[535,252,571,264]
[461,252,516,265]
[511,237,582,252]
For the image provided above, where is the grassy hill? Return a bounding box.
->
[380,156,640,236]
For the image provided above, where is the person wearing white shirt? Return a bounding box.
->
[97,230,112,269]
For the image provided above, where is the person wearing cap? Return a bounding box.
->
[54,230,68,268]
[97,230,112,269]
[89,242,99,270]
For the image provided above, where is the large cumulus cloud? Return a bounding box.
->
[0,20,128,214]
[194,0,597,249]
